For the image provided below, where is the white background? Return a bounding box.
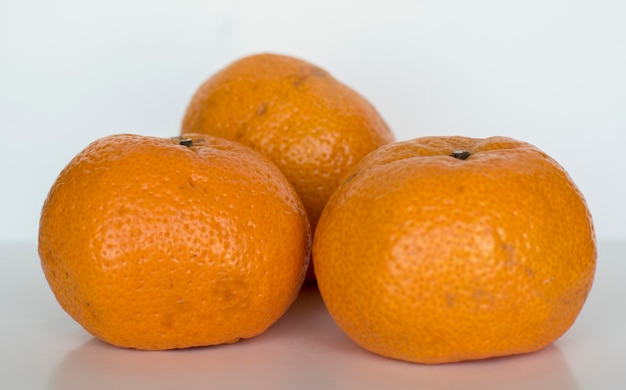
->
[1,0,624,243]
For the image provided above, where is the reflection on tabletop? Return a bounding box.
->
[48,286,579,390]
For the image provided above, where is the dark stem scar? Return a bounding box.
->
[179,139,193,148]
[451,150,471,160]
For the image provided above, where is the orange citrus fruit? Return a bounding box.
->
[38,133,311,350]
[181,53,395,235]
[313,135,596,364]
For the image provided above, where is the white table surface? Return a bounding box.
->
[1,240,625,389]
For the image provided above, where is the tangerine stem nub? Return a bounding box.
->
[451,150,471,160]
[180,139,193,148]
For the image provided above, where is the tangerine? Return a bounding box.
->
[313,135,596,364]
[181,53,395,235]
[38,133,310,350]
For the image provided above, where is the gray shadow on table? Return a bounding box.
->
[48,286,581,390]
